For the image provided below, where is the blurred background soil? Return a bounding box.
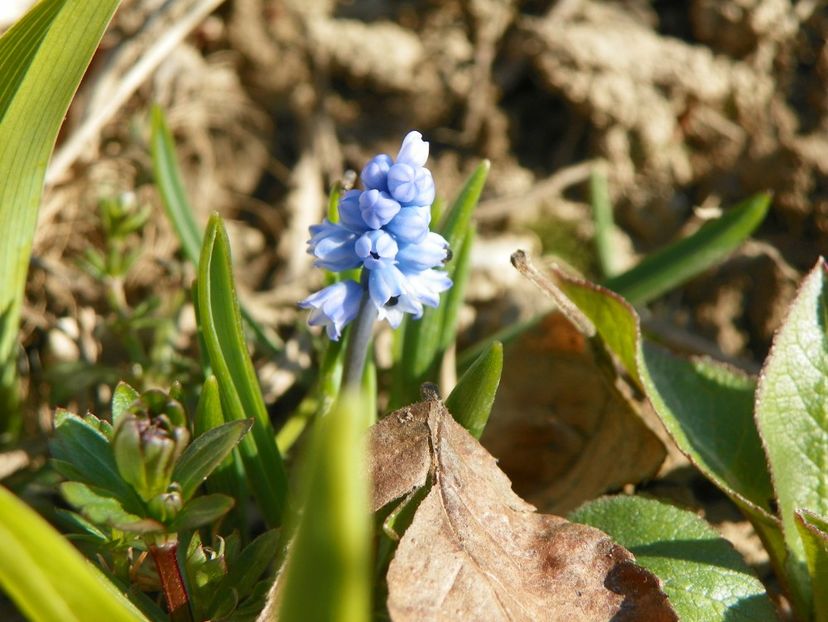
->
[5,0,828,607]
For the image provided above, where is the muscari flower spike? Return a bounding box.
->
[299,131,451,340]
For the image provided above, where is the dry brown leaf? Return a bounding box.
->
[481,312,666,514]
[369,395,676,622]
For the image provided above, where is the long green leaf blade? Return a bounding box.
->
[150,105,282,355]
[0,485,147,622]
[0,0,121,426]
[196,214,288,526]
[603,193,770,305]
[149,104,202,267]
[275,392,371,622]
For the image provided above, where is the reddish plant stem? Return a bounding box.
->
[149,542,192,622]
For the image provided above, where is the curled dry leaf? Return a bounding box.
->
[482,312,665,514]
[368,395,677,622]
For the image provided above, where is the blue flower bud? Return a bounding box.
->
[355,229,398,270]
[360,154,393,191]
[298,280,363,341]
[396,131,429,167]
[338,189,369,233]
[359,189,401,229]
[308,220,361,271]
[384,205,431,244]
[396,231,449,272]
[387,163,435,206]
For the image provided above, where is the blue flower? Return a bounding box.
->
[361,154,393,191]
[298,280,363,340]
[396,131,429,167]
[396,231,449,272]
[359,189,401,229]
[301,130,454,338]
[338,189,369,233]
[307,220,360,271]
[355,229,398,269]
[387,163,435,206]
[384,205,431,244]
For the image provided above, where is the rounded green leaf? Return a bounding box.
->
[570,496,777,622]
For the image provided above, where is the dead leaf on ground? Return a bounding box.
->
[481,311,665,514]
[368,395,676,622]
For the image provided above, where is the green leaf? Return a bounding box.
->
[438,224,476,355]
[755,259,828,608]
[795,510,828,622]
[445,341,502,439]
[0,0,121,427]
[276,392,371,622]
[0,485,147,622]
[391,161,489,408]
[169,494,235,532]
[554,270,789,606]
[50,409,144,513]
[60,481,142,528]
[589,167,617,278]
[640,345,774,514]
[173,419,252,501]
[603,193,770,305]
[149,105,203,267]
[111,382,139,427]
[570,496,777,621]
[208,530,279,616]
[196,214,288,526]
[151,106,282,356]
[193,375,248,534]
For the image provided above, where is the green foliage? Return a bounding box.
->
[755,259,828,614]
[571,496,777,621]
[196,214,289,526]
[604,193,770,305]
[554,259,828,621]
[445,341,502,439]
[173,419,252,501]
[150,105,282,356]
[278,393,372,622]
[589,167,617,278]
[0,485,147,622]
[0,0,121,428]
[796,510,828,622]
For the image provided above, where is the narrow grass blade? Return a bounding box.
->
[196,214,288,526]
[149,105,202,267]
[0,486,147,622]
[0,0,121,429]
[445,341,502,439]
[150,105,282,354]
[603,193,770,305]
[274,392,372,622]
[390,161,489,407]
[589,166,616,278]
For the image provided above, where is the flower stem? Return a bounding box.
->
[149,542,192,622]
[342,290,378,389]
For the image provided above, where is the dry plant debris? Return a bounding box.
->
[369,393,676,621]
